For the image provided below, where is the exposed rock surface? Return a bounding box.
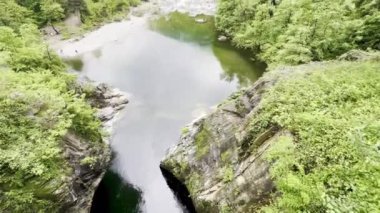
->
[61,79,128,212]
[217,35,228,42]
[155,0,217,16]
[161,53,379,212]
[160,71,284,212]
[195,18,207,23]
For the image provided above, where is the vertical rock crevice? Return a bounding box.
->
[160,165,197,213]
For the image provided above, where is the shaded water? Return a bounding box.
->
[72,12,265,213]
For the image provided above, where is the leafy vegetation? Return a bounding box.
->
[0,70,102,211]
[216,0,380,65]
[0,0,117,211]
[2,0,139,32]
[245,59,380,211]
[0,24,64,73]
[221,165,234,183]
[194,124,212,159]
[82,0,140,27]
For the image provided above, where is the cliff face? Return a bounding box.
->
[161,71,283,212]
[161,52,380,212]
[61,81,128,212]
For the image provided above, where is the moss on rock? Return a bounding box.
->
[162,52,380,212]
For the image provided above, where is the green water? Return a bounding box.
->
[91,171,142,213]
[150,12,266,86]
[64,57,84,71]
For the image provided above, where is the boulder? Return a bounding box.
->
[218,35,228,42]
[195,18,207,23]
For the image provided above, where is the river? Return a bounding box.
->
[63,5,266,213]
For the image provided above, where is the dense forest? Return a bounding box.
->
[0,0,138,211]
[1,0,140,29]
[216,0,379,65]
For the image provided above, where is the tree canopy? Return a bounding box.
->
[0,0,118,211]
[216,0,380,65]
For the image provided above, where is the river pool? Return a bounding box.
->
[66,11,265,213]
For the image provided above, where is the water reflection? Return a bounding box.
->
[91,171,143,213]
[150,12,216,45]
[64,57,84,71]
[212,42,266,86]
[76,12,266,213]
[149,12,266,86]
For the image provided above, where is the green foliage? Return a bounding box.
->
[82,0,140,28]
[9,0,66,26]
[221,150,231,163]
[2,0,140,31]
[181,127,190,135]
[0,2,104,210]
[187,172,202,195]
[220,204,233,213]
[216,0,380,66]
[222,165,234,183]
[0,70,101,211]
[0,0,34,29]
[81,156,98,168]
[40,0,65,24]
[194,124,212,159]
[0,24,65,73]
[247,59,380,211]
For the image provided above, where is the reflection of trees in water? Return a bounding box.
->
[64,57,84,71]
[150,11,267,87]
[149,12,216,45]
[213,42,267,87]
[91,171,143,213]
[220,71,251,86]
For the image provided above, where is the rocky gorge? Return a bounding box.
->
[161,65,283,213]
[161,51,380,212]
[2,0,378,211]
[60,81,128,212]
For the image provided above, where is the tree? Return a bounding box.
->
[40,0,65,34]
[216,0,380,66]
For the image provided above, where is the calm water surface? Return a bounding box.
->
[70,12,266,213]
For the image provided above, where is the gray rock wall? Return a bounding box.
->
[62,81,128,212]
[161,74,283,212]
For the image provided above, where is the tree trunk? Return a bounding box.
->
[50,21,60,35]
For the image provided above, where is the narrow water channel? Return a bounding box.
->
[67,12,265,213]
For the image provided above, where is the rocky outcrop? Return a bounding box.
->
[61,80,128,212]
[90,82,129,138]
[160,52,380,212]
[160,64,309,212]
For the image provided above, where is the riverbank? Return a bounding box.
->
[46,0,217,57]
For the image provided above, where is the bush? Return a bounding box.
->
[248,59,380,211]
[0,70,102,211]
